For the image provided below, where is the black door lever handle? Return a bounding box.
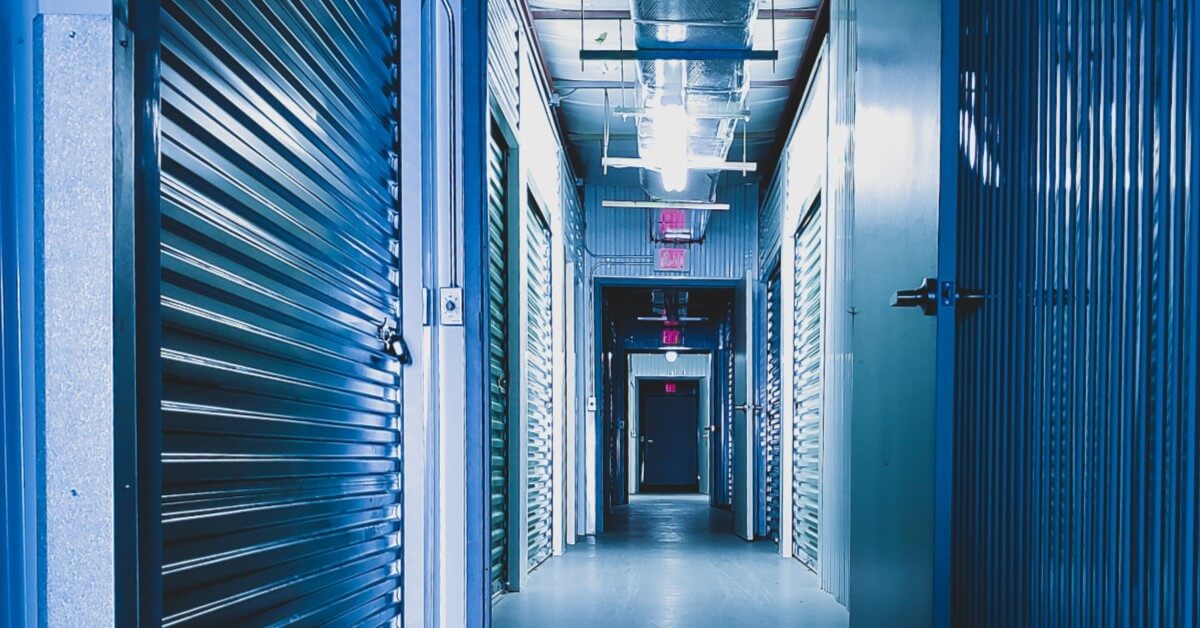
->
[891,277,939,316]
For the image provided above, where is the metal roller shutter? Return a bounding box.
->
[953,1,1198,625]
[525,200,554,570]
[792,206,822,568]
[487,123,510,597]
[764,264,782,543]
[159,1,403,624]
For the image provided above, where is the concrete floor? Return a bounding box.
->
[493,494,849,628]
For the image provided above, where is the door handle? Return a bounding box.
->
[892,277,989,317]
[890,277,939,316]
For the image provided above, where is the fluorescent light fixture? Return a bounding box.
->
[648,104,690,192]
[665,350,679,363]
[602,200,730,211]
[602,156,758,172]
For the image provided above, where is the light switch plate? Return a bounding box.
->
[439,287,463,326]
[586,396,597,412]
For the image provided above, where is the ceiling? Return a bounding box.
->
[528,0,821,182]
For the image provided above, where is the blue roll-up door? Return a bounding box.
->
[792,205,822,569]
[953,1,1198,625]
[487,122,511,597]
[160,1,403,624]
[525,198,554,570]
[764,263,783,543]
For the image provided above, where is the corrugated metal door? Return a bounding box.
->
[159,1,403,624]
[953,1,1198,626]
[764,264,783,543]
[525,200,554,570]
[487,122,511,597]
[792,206,822,569]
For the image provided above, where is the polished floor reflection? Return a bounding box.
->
[493,494,848,628]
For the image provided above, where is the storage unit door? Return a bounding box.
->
[159,1,403,624]
[486,123,510,597]
[764,265,782,543]
[952,2,1198,625]
[792,207,822,568]
[525,202,555,570]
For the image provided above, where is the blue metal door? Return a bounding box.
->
[159,1,404,623]
[949,1,1198,625]
[639,383,700,489]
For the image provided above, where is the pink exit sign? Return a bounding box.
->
[662,328,681,346]
[656,247,688,271]
[664,382,677,394]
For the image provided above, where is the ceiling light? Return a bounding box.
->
[648,103,690,192]
[665,350,679,363]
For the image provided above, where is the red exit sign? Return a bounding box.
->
[662,328,681,345]
[656,247,688,271]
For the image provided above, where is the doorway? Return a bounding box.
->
[637,380,700,493]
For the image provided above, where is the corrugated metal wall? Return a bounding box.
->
[760,168,786,270]
[582,183,758,281]
[953,1,1198,625]
[486,0,519,130]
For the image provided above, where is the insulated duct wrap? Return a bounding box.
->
[631,0,756,231]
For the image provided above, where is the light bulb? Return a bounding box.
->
[665,350,679,363]
[649,104,690,192]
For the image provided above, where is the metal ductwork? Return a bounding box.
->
[630,0,757,237]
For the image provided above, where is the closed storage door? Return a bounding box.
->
[953,2,1198,625]
[764,264,782,543]
[486,123,510,596]
[792,205,822,568]
[525,200,554,570]
[160,1,402,624]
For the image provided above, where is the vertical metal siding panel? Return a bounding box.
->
[487,0,519,129]
[954,1,1197,625]
[525,204,554,570]
[584,184,757,281]
[822,0,854,603]
[159,0,403,625]
[760,163,785,270]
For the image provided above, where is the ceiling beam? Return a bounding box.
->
[530,8,818,20]
[555,78,794,90]
[580,48,779,61]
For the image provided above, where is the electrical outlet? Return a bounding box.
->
[439,287,463,326]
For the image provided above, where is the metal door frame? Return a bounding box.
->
[731,274,756,541]
[115,0,163,623]
[933,1,959,626]
[591,277,739,533]
[625,353,713,496]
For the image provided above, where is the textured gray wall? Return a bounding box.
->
[34,13,114,626]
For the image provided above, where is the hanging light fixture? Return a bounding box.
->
[644,61,690,192]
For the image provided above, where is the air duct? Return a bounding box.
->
[629,0,757,237]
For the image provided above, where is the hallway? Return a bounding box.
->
[493,495,848,628]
